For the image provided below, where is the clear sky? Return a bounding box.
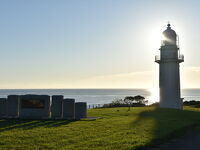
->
[0,0,200,89]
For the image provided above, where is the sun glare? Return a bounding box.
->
[147,24,164,49]
[148,88,159,104]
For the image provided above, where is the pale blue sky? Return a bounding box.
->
[0,0,200,88]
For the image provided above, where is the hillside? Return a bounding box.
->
[0,107,200,150]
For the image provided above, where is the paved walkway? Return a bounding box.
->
[155,129,200,150]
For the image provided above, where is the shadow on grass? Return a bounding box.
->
[0,119,75,132]
[131,107,200,150]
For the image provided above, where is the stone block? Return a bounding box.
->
[62,98,75,120]
[51,95,63,119]
[75,102,87,120]
[0,98,7,118]
[7,95,19,118]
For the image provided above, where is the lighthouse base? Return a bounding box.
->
[159,98,183,110]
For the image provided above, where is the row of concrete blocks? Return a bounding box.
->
[0,95,87,120]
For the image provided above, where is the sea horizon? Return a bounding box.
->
[0,88,199,105]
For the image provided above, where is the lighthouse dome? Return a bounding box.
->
[162,24,177,45]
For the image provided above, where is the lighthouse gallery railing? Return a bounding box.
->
[155,54,184,62]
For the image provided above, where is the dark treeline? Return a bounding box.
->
[147,100,200,108]
[183,100,200,107]
[101,99,200,109]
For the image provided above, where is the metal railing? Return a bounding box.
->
[178,54,184,61]
[87,104,104,109]
[155,55,160,62]
[155,54,184,62]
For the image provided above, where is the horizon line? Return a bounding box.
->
[0,88,199,90]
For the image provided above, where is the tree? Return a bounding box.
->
[124,96,135,111]
[124,95,147,111]
[133,95,146,104]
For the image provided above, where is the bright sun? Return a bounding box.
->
[148,88,159,104]
[149,26,163,47]
[146,22,169,52]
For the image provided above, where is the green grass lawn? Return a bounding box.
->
[0,106,200,150]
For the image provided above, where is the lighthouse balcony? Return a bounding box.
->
[155,55,160,63]
[155,54,184,63]
[178,54,184,62]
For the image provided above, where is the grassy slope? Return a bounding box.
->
[0,107,200,150]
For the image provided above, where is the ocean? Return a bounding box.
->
[0,89,199,105]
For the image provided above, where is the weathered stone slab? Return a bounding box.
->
[75,102,87,120]
[19,95,50,119]
[0,98,7,118]
[51,95,63,119]
[62,98,75,120]
[7,95,19,118]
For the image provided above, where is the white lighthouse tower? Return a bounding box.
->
[155,24,184,109]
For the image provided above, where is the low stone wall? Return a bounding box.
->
[0,94,87,120]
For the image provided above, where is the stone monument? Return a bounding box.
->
[0,94,87,120]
